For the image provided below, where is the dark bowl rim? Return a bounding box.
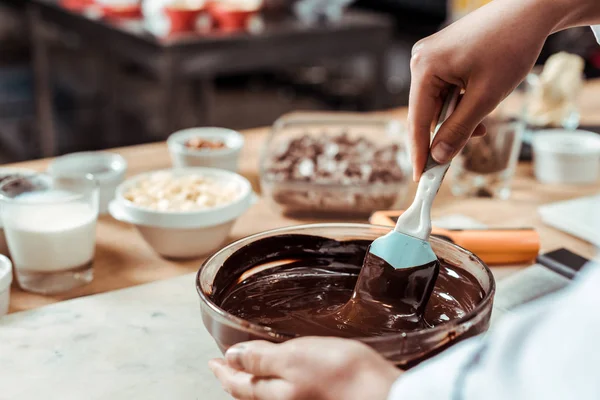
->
[196,222,496,343]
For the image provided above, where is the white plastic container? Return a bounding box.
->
[108,167,253,259]
[48,152,127,214]
[532,129,600,185]
[0,254,12,316]
[167,127,244,172]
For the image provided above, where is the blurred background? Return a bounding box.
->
[1,0,599,164]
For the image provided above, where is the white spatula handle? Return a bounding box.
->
[394,86,461,240]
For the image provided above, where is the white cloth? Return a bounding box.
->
[388,265,600,400]
[593,25,600,42]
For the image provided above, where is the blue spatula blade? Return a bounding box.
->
[368,231,437,269]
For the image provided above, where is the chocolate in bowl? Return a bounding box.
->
[196,224,495,368]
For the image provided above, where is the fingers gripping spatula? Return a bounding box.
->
[360,87,461,323]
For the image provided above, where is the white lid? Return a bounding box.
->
[47,152,127,184]
[532,129,600,155]
[0,254,12,292]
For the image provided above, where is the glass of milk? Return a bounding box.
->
[0,174,99,294]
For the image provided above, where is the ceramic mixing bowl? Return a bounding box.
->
[109,167,253,259]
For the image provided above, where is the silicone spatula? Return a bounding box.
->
[362,86,461,319]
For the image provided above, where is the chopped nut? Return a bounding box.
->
[124,172,241,211]
[185,137,228,150]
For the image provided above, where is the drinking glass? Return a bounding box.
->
[0,174,99,294]
[450,96,524,199]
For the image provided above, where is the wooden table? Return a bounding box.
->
[6,80,600,313]
[28,1,393,157]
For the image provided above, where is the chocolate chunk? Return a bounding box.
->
[185,137,227,150]
[461,117,519,175]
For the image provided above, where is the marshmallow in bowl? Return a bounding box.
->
[526,52,585,127]
[123,171,243,212]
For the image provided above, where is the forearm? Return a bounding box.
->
[542,0,600,33]
[499,0,600,36]
[487,0,600,38]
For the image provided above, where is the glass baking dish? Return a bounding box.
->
[259,113,412,217]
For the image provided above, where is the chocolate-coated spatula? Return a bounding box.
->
[362,86,461,320]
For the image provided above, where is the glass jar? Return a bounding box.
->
[519,53,585,160]
[450,94,525,199]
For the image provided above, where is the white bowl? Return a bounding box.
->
[0,254,12,316]
[532,130,600,185]
[167,127,244,172]
[48,152,127,214]
[0,168,37,257]
[109,167,253,259]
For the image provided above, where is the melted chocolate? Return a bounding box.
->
[333,251,439,332]
[211,234,484,338]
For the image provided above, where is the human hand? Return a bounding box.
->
[408,0,566,179]
[209,337,402,400]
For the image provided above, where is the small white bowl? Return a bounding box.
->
[108,167,253,259]
[532,130,600,185]
[0,167,37,257]
[48,152,128,214]
[0,254,12,316]
[167,127,244,172]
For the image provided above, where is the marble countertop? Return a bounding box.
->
[0,274,228,400]
[0,214,577,399]
[0,264,574,399]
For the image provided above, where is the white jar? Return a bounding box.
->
[167,127,244,172]
[532,130,600,185]
[0,254,12,316]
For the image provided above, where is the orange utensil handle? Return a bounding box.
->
[434,228,540,265]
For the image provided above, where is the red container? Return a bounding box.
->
[207,2,259,32]
[100,3,142,20]
[164,6,206,33]
[60,0,94,12]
